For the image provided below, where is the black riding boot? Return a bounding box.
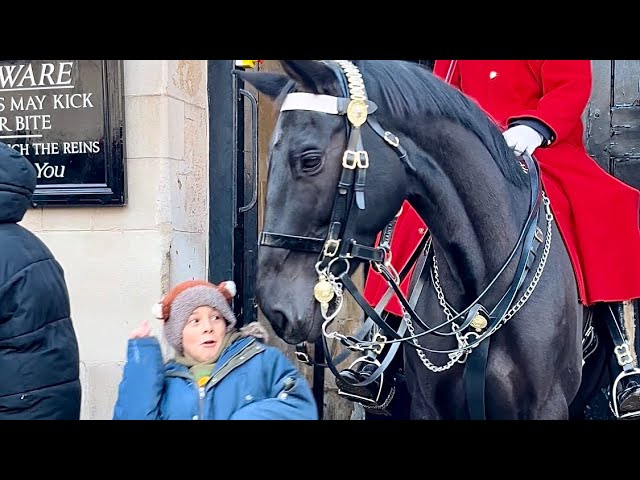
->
[604,301,640,418]
[336,359,399,416]
[336,311,410,418]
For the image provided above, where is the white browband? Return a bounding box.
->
[280,92,341,114]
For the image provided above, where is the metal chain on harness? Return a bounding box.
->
[403,193,554,373]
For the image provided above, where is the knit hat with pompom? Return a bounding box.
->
[151,280,237,353]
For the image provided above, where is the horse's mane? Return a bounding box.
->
[355,60,527,188]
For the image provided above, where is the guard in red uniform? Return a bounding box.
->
[357,60,640,418]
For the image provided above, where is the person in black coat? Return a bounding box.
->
[0,142,81,419]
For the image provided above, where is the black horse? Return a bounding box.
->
[239,60,611,420]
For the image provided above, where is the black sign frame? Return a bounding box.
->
[0,60,127,207]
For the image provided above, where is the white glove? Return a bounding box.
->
[502,125,543,156]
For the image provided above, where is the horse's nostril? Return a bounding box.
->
[265,308,287,332]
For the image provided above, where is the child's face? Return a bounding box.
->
[182,306,227,363]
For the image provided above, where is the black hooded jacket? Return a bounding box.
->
[0,142,81,419]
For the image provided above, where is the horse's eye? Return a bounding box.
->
[300,154,323,173]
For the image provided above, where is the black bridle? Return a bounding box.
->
[259,60,550,419]
[259,59,414,377]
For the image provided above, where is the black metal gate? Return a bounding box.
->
[588,60,640,190]
[207,60,258,327]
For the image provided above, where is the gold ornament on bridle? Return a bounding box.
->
[470,312,488,332]
[346,99,368,128]
[314,275,335,304]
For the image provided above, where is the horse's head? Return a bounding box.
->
[238,60,411,344]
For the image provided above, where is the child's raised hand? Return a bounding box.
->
[129,319,152,339]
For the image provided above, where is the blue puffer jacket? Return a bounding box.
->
[113,335,318,420]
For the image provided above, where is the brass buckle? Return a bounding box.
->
[295,350,311,364]
[383,131,400,147]
[534,227,544,243]
[374,260,399,285]
[342,150,369,169]
[615,344,635,367]
[371,332,387,355]
[370,260,383,274]
[323,239,340,257]
[370,249,392,274]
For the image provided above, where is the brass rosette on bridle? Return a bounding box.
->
[346,98,368,127]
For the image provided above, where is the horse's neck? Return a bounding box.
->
[407,121,530,309]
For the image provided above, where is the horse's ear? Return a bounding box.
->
[279,60,336,94]
[235,71,290,100]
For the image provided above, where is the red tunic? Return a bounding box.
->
[363,60,640,313]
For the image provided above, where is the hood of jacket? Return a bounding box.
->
[0,142,36,224]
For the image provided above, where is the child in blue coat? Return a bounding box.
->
[113,279,318,420]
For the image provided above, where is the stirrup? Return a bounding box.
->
[610,368,640,420]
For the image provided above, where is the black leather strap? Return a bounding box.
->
[259,230,388,264]
[348,243,386,263]
[339,247,431,389]
[604,303,635,373]
[463,152,544,419]
[366,117,409,165]
[340,274,405,342]
[259,232,325,253]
